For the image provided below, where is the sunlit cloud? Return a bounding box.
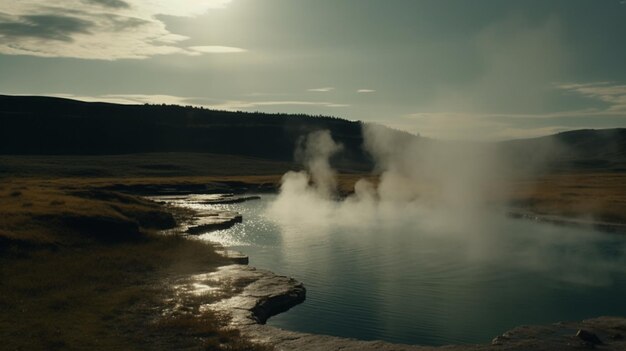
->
[211,100,350,110]
[357,89,376,93]
[40,93,350,111]
[308,87,335,92]
[0,0,240,60]
[189,46,246,54]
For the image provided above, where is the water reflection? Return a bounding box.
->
[179,195,626,345]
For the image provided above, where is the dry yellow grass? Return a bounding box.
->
[0,180,175,245]
[0,178,274,350]
[507,172,626,223]
[0,235,266,350]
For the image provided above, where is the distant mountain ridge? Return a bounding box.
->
[1,95,624,172]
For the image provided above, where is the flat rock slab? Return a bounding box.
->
[243,314,626,351]
[185,211,242,235]
[147,193,260,234]
[215,249,249,264]
[208,265,306,325]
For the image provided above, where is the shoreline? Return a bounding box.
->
[507,210,626,234]
[161,192,626,350]
[143,179,626,234]
[206,255,626,350]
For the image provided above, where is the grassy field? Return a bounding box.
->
[507,172,626,225]
[2,152,625,232]
[0,153,295,179]
[1,153,625,350]
[0,176,274,350]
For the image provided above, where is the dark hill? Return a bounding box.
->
[0,95,378,170]
[1,95,624,173]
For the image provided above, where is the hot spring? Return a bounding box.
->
[184,195,626,346]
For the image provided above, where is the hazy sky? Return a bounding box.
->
[1,0,625,140]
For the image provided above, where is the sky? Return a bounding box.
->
[0,0,625,140]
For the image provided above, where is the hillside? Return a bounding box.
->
[1,95,625,175]
[501,128,626,172]
[0,95,380,170]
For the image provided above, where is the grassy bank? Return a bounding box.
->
[0,180,272,350]
[507,172,626,225]
[3,152,622,225]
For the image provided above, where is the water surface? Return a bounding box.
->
[185,195,626,346]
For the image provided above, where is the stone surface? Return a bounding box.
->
[577,329,604,345]
[208,265,306,326]
[215,249,249,264]
[147,193,260,235]
[185,211,242,234]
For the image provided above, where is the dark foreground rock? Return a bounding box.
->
[245,311,626,351]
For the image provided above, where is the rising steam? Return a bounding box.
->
[269,125,509,233]
[266,126,626,286]
[293,130,344,198]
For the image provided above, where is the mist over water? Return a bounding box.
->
[266,127,626,286]
[191,127,626,343]
[208,196,626,345]
[270,126,515,236]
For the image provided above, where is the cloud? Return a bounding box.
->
[0,0,240,60]
[210,100,350,110]
[308,87,334,92]
[82,0,130,9]
[357,89,376,93]
[556,82,626,114]
[40,93,350,110]
[397,16,625,140]
[0,14,93,41]
[188,45,246,54]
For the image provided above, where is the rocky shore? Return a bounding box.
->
[201,261,625,351]
[161,193,626,351]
